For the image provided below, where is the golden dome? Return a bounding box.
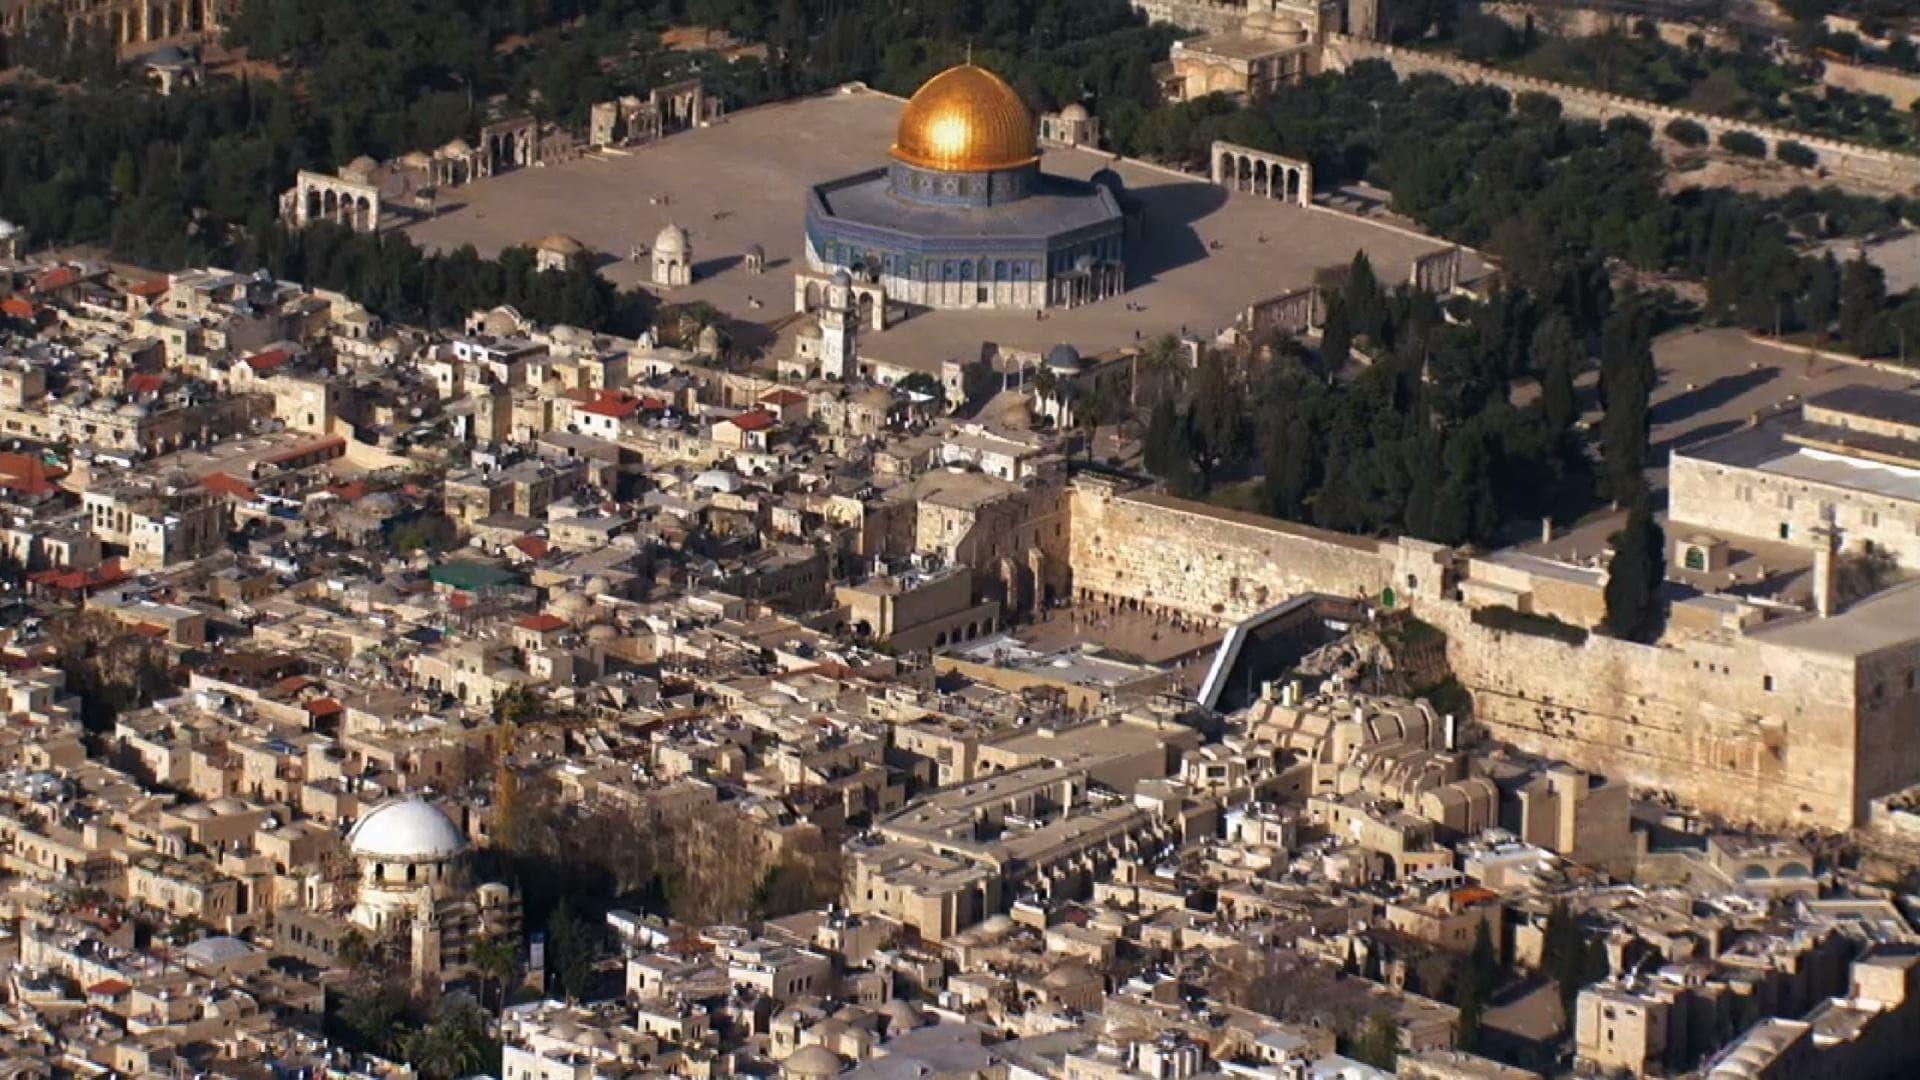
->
[890,64,1037,173]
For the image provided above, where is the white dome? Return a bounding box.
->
[348,798,467,862]
[1059,103,1089,122]
[655,224,690,254]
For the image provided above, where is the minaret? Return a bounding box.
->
[1811,507,1838,618]
[821,271,858,380]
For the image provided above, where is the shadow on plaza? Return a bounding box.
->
[1652,418,1742,460]
[695,253,745,279]
[1646,365,1780,459]
[1126,180,1230,286]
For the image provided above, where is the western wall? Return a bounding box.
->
[1062,475,1920,829]
[1067,473,1396,623]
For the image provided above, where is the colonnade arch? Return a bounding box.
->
[1209,141,1313,208]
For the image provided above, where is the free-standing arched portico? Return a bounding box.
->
[1210,141,1313,208]
[288,170,383,233]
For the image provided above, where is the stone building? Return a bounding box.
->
[805,63,1126,311]
[1038,103,1101,149]
[1671,387,1920,571]
[533,233,586,273]
[844,764,1182,940]
[345,797,519,991]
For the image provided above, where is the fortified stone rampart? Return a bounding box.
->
[1476,1,1744,52]
[1061,475,1920,829]
[1324,36,1920,191]
[1416,601,1864,827]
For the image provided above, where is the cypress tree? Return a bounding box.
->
[1321,296,1353,375]
[1604,492,1666,642]
[1455,919,1499,1050]
[1144,395,1179,478]
[1532,313,1580,439]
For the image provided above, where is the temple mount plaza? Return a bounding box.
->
[404,64,1466,372]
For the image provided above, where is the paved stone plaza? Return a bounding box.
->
[405,89,1463,370]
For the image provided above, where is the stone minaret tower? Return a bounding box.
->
[1347,0,1379,40]
[820,272,858,380]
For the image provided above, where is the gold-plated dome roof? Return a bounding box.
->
[890,64,1037,173]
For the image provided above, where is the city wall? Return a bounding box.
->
[1324,36,1920,191]
[1131,0,1248,36]
[1062,477,1885,828]
[1476,2,1743,53]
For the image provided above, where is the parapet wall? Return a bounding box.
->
[1325,36,1920,190]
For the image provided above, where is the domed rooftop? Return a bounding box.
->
[1045,343,1083,372]
[348,797,467,862]
[890,63,1037,173]
[537,233,585,255]
[878,998,924,1034]
[1041,962,1093,988]
[1058,102,1090,122]
[655,223,690,254]
[782,1045,843,1079]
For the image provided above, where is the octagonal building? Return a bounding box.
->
[805,63,1126,310]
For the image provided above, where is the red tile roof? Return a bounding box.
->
[200,471,260,502]
[729,409,776,432]
[759,388,807,406]
[127,373,167,396]
[305,697,343,718]
[580,391,643,419]
[517,613,567,633]
[29,559,127,592]
[0,297,36,320]
[511,536,551,559]
[30,266,79,294]
[126,277,170,298]
[0,453,63,497]
[87,979,131,997]
[244,348,291,373]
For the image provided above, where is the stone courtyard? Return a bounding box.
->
[405,88,1466,371]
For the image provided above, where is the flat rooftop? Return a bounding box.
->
[1679,410,1920,505]
[1808,385,1920,430]
[405,88,1465,370]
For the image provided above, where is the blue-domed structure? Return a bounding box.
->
[805,64,1127,311]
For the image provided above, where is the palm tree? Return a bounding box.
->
[1031,363,1058,403]
[470,934,518,1014]
[404,1002,494,1080]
